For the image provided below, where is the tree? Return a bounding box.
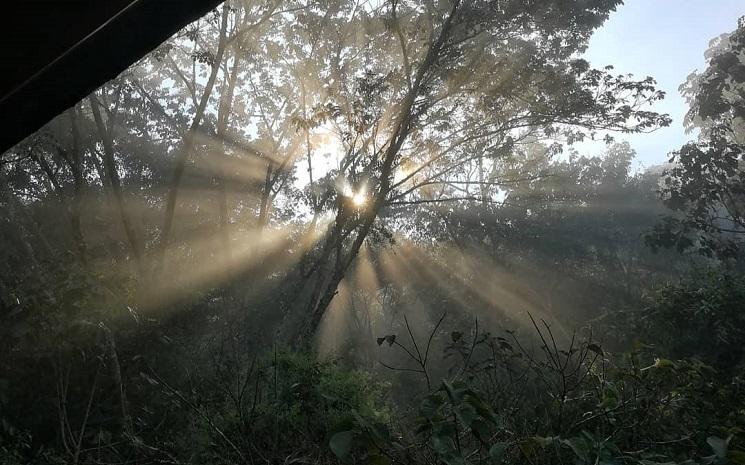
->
[288,0,670,342]
[650,17,745,259]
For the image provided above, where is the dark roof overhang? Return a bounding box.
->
[1,0,222,153]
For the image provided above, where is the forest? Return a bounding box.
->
[1,1,745,464]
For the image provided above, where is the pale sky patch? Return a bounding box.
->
[577,0,745,169]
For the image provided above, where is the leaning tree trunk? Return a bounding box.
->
[157,5,229,270]
[295,0,462,346]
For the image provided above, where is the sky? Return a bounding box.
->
[577,0,745,169]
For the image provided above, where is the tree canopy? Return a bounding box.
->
[650,17,745,258]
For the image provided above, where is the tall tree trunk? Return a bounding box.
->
[478,154,488,206]
[215,45,242,261]
[98,323,132,437]
[301,82,317,214]
[89,97,145,275]
[85,137,122,260]
[257,162,273,231]
[66,107,88,263]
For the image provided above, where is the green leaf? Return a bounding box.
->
[370,454,391,465]
[520,436,557,457]
[562,436,590,462]
[419,393,444,419]
[599,384,620,410]
[367,421,391,444]
[442,454,466,465]
[470,418,491,440]
[654,358,676,370]
[707,436,729,459]
[728,450,745,465]
[464,392,499,424]
[442,380,463,404]
[489,442,508,462]
[456,403,477,427]
[587,343,604,355]
[330,431,355,459]
[519,438,539,457]
[431,434,456,456]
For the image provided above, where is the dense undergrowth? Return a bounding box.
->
[2,266,745,465]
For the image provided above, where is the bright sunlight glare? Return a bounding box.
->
[352,192,367,206]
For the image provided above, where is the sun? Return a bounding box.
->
[352,192,367,207]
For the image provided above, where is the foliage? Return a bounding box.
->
[356,315,745,465]
[650,17,745,258]
[623,268,745,369]
[163,351,391,464]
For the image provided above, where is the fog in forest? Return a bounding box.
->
[2,1,745,464]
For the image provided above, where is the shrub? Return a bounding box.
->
[171,351,391,464]
[640,269,745,368]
